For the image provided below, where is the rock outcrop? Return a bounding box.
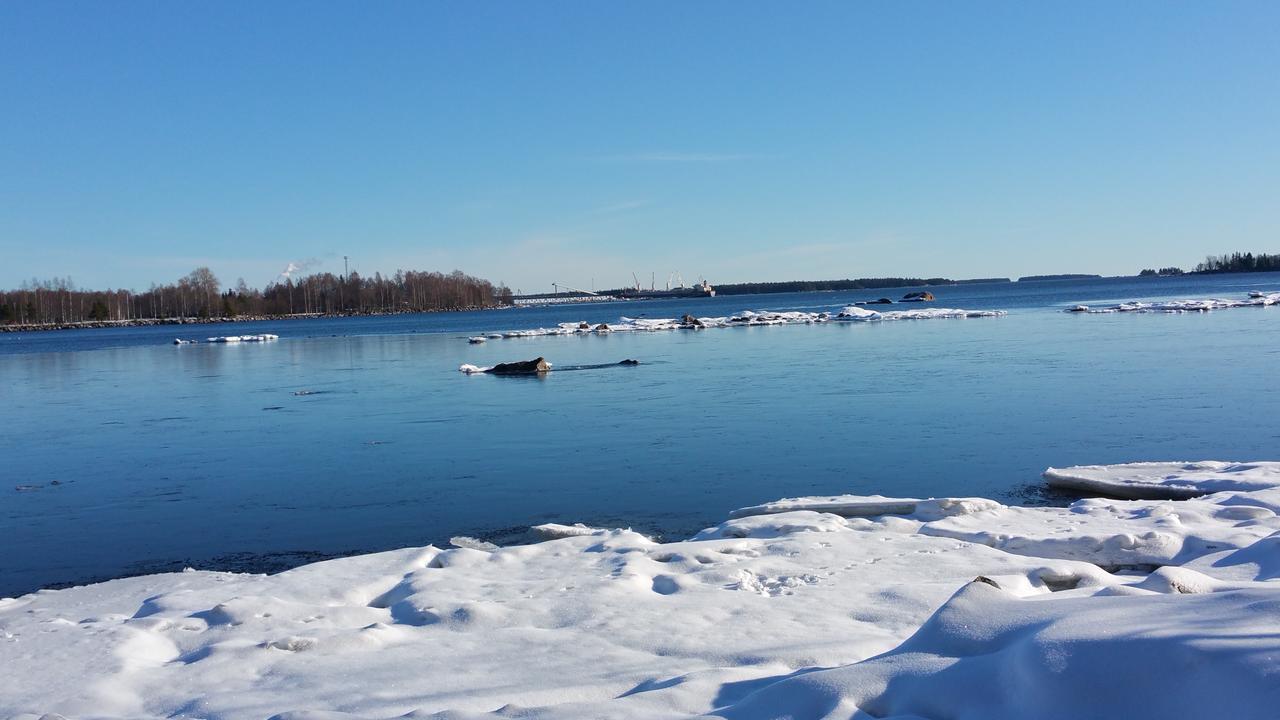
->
[486,357,552,375]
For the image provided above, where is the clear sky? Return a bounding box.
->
[2,2,1277,293]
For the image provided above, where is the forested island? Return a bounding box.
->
[1017,274,1103,282]
[1191,251,1280,274]
[0,267,513,329]
[708,277,1010,296]
[1137,252,1280,277]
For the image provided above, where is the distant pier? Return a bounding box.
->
[511,292,624,306]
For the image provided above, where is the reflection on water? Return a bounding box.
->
[1,273,1279,596]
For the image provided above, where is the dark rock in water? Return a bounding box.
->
[902,291,935,302]
[487,357,551,375]
[578,322,591,330]
[595,323,610,331]
[618,359,639,365]
[856,298,893,306]
[681,314,705,328]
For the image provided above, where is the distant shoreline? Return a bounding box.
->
[0,306,509,334]
[6,268,1280,334]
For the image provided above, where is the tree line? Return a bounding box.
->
[1192,251,1280,274]
[711,277,970,296]
[0,267,513,326]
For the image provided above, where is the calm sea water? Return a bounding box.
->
[3,274,1279,596]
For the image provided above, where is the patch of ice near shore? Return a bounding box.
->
[458,364,491,374]
[530,522,609,539]
[1045,461,1280,499]
[1065,291,1279,314]
[485,307,1006,339]
[730,495,1000,520]
[5,462,1280,719]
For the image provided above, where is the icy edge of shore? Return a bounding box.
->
[4,461,1280,720]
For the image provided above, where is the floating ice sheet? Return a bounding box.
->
[1045,461,1280,499]
[1064,291,1279,314]
[481,307,1006,340]
[205,334,279,343]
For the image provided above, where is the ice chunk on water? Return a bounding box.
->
[206,334,278,343]
[530,523,608,539]
[1065,292,1279,314]
[477,306,1006,340]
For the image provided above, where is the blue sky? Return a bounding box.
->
[2,2,1277,293]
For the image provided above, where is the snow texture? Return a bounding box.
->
[4,461,1280,719]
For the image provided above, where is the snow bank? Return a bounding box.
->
[720,579,1280,720]
[1045,461,1280,499]
[1065,291,1279,314]
[4,461,1280,719]
[480,307,1006,340]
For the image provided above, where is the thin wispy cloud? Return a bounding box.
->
[585,199,651,216]
[591,152,773,163]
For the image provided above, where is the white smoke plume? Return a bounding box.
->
[276,258,321,282]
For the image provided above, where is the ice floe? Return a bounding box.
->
[205,334,279,343]
[4,461,1280,719]
[1045,461,1280,499]
[480,307,1006,340]
[1065,291,1279,313]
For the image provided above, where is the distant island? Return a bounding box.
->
[1190,251,1280,274]
[1017,274,1103,282]
[1139,267,1185,277]
[705,277,1011,296]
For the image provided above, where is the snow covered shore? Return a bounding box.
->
[4,462,1280,719]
